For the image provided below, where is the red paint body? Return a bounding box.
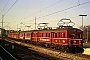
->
[8,28,83,47]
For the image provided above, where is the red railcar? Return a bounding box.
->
[30,27,83,45]
[24,31,31,40]
[8,32,19,39]
[8,26,83,53]
[19,32,25,40]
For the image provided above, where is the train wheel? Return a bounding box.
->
[45,44,50,48]
[61,46,66,52]
[50,44,55,49]
[65,47,70,53]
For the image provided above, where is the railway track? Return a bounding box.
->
[0,39,57,60]
[0,45,18,60]
[3,38,90,60]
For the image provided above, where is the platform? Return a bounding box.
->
[83,42,90,48]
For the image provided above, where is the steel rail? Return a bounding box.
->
[0,56,2,60]
[0,45,17,60]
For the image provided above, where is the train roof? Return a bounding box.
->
[19,27,82,33]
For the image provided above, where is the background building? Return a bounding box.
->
[79,25,90,43]
[0,28,7,38]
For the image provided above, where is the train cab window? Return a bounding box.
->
[69,34,75,38]
[76,34,81,38]
[26,34,30,37]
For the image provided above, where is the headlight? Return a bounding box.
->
[62,40,65,43]
[73,40,76,43]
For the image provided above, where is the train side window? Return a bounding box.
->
[62,33,65,38]
[35,33,38,37]
[39,33,40,37]
[32,33,35,37]
[58,33,62,38]
[42,33,43,37]
[40,33,41,37]
[35,33,36,37]
[26,33,30,37]
[38,33,40,37]
[69,34,75,38]
[36,33,38,37]
[51,32,54,38]
[55,33,57,38]
[48,33,50,37]
[33,33,34,37]
[40,33,42,37]
[32,33,34,37]
[46,33,50,37]
[20,33,23,37]
[76,34,81,38]
[46,33,47,37]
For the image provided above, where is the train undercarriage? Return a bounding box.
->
[8,37,84,53]
[27,40,84,53]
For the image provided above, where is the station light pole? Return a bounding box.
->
[35,17,36,30]
[79,14,87,28]
[1,15,5,29]
[20,22,31,31]
[79,14,87,43]
[1,15,4,39]
[86,26,89,43]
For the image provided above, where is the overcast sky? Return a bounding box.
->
[0,0,90,30]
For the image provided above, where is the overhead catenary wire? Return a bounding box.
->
[22,0,63,21]
[48,13,90,24]
[0,0,9,15]
[3,0,90,30]
[0,0,18,29]
[0,0,18,21]
[26,14,88,29]
[20,0,90,30]
[24,0,90,24]
[19,0,63,27]
[16,0,90,25]
[0,0,9,21]
[38,0,90,24]
[36,1,90,19]
[35,12,90,29]
[3,0,18,16]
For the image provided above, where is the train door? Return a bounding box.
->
[31,32,33,41]
[51,32,54,43]
[23,33,25,40]
[36,32,39,42]
[51,32,54,38]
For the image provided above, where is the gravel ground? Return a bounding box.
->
[0,39,54,60]
[4,38,90,60]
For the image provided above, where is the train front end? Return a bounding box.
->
[67,28,84,53]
